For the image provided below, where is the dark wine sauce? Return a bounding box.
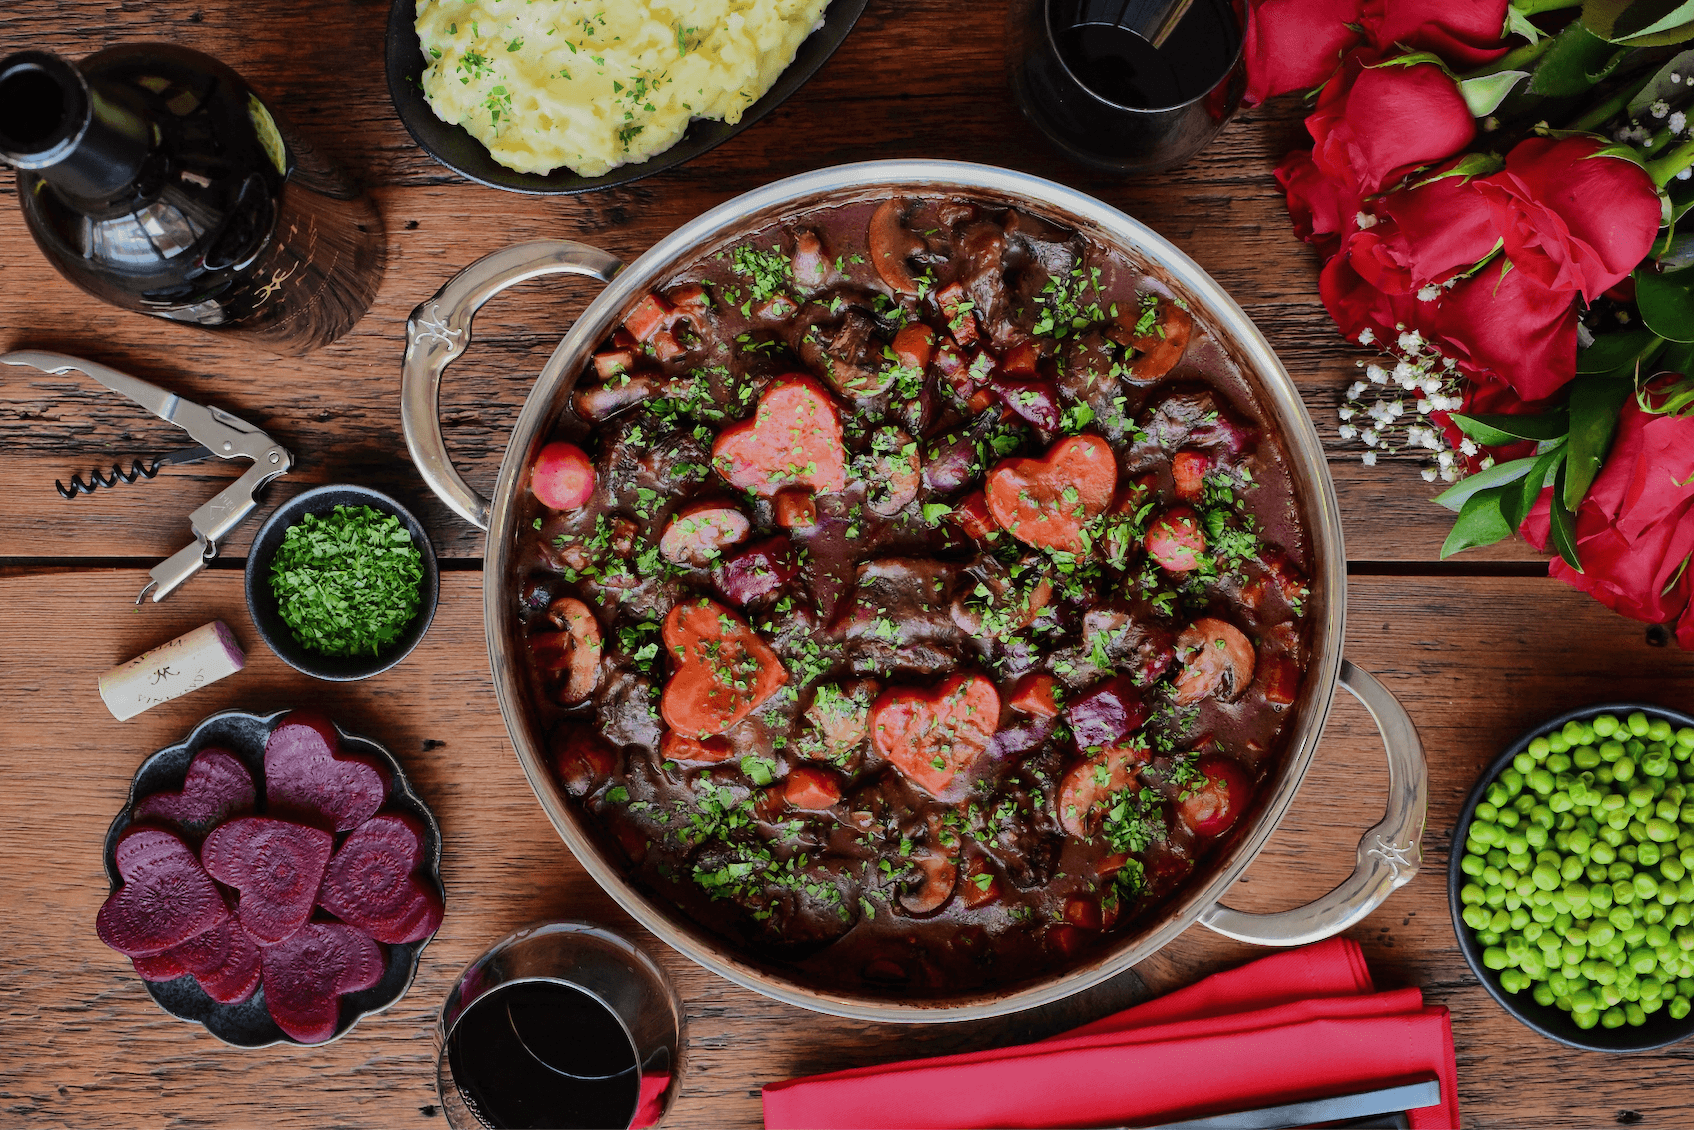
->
[1054,0,1239,109]
[445,980,640,1130]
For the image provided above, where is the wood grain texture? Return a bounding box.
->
[0,0,1543,565]
[2,570,1692,1127]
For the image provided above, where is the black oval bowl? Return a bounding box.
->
[384,0,870,194]
[1449,701,1694,1053]
[245,484,439,682]
[103,708,446,1048]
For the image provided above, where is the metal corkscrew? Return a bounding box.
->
[55,447,214,499]
[1,350,294,602]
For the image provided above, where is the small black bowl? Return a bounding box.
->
[245,484,440,681]
[104,708,445,1048]
[1450,701,1694,1052]
[383,0,869,194]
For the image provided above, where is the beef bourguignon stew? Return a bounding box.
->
[512,194,1312,994]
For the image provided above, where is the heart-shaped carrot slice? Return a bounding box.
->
[870,673,1001,797]
[986,435,1117,554]
[661,596,788,738]
[712,374,847,497]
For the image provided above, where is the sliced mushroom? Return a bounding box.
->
[533,597,603,704]
[868,198,925,296]
[658,500,750,566]
[1109,297,1193,382]
[573,373,667,422]
[1172,618,1256,704]
[899,852,958,916]
[801,680,878,761]
[1057,742,1148,839]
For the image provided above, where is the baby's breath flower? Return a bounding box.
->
[1672,111,1688,135]
[1362,451,1377,466]
[1417,285,1441,301]
[1335,335,1469,481]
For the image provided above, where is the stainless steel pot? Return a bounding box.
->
[401,159,1427,1023]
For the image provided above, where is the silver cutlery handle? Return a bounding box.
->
[1199,660,1427,946]
[400,241,623,532]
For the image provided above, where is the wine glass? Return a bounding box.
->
[437,922,685,1130]
[1007,0,1247,174]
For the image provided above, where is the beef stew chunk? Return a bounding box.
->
[513,196,1313,995]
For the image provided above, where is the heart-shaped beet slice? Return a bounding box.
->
[96,826,229,957]
[263,712,388,833]
[260,922,385,1045]
[133,747,255,841]
[870,673,1001,797]
[168,916,263,1004]
[317,813,443,944]
[712,375,847,497]
[660,596,788,738]
[132,951,189,982]
[986,434,1117,554]
[201,817,334,945]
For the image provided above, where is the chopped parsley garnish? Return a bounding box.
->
[268,504,424,658]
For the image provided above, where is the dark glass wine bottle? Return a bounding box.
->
[0,44,385,356]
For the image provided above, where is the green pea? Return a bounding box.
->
[1672,996,1693,1020]
[1617,758,1639,783]
[1575,747,1602,770]
[1570,988,1597,1013]
[1534,982,1556,1007]
[1650,719,1674,742]
[1575,1009,1601,1029]
[1646,755,1674,779]
[1530,768,1556,795]
[1533,865,1561,891]
[1502,807,1526,828]
[1568,829,1593,855]
[1598,767,1617,786]
[1502,768,1525,794]
[1482,946,1509,971]
[1627,1002,1647,1026]
[1630,949,1658,974]
[1678,728,1694,751]
[1612,907,1636,931]
[1644,995,1666,1015]
[1527,825,1551,849]
[1549,734,1572,755]
[1590,923,1618,947]
[1603,983,1625,1007]
[1592,842,1617,866]
[1514,752,1536,775]
[1490,909,1511,932]
[1642,976,1665,1000]
[1673,903,1692,926]
[1529,736,1553,758]
[1629,712,1652,738]
[1637,874,1663,900]
[1639,843,1663,867]
[1602,1006,1627,1029]
[1594,715,1621,738]
[1461,853,1485,877]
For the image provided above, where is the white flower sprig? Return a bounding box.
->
[1337,326,1491,483]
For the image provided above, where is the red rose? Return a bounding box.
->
[1319,252,1421,347]
[1346,163,1499,293]
[1429,261,1578,401]
[1521,399,1694,646]
[1359,0,1510,69]
[1474,137,1662,303]
[1275,150,1362,254]
[1307,53,1477,196]
[1244,0,1363,105]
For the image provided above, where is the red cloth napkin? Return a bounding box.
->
[762,938,1460,1130]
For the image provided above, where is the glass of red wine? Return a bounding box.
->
[1007,0,1246,174]
[437,922,685,1130]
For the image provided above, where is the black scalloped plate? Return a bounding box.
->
[384,0,870,194]
[1449,701,1694,1053]
[102,709,444,1048]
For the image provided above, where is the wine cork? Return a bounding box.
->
[99,621,246,721]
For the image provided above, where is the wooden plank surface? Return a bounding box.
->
[0,0,1542,565]
[2,570,1692,1127]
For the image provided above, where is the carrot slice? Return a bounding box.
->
[1145,506,1207,572]
[869,673,1000,797]
[660,597,788,738]
[712,374,847,497]
[947,490,996,541]
[1008,672,1062,718]
[659,731,735,764]
[1171,450,1212,501]
[891,323,936,372]
[784,765,843,810]
[985,435,1117,554]
[624,294,675,342]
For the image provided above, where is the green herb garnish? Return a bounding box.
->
[268,504,424,658]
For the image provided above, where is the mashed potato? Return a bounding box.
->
[416,0,832,178]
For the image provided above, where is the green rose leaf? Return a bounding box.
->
[1433,452,1546,512]
[1548,462,1585,572]
[1440,485,1518,558]
[1636,265,1694,343]
[1577,328,1661,373]
[1449,411,1571,444]
[1584,0,1694,45]
[1564,374,1636,510]
[1531,19,1628,95]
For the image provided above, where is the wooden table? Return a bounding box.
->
[3,2,1692,1126]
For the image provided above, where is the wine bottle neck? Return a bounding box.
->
[0,49,149,203]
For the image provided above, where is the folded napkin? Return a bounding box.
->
[762,938,1460,1130]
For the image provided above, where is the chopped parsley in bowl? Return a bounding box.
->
[245,486,440,681]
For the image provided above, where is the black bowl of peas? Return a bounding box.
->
[1450,703,1694,1051]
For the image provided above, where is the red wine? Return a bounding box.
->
[1054,0,1239,110]
[0,46,384,356]
[444,979,640,1130]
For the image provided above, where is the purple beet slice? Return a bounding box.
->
[133,747,256,841]
[263,712,388,833]
[96,826,228,957]
[168,916,263,1004]
[260,922,385,1044]
[132,951,188,982]
[317,813,443,944]
[201,817,333,945]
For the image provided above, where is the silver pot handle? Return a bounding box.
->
[1198,659,1427,946]
[401,241,624,531]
